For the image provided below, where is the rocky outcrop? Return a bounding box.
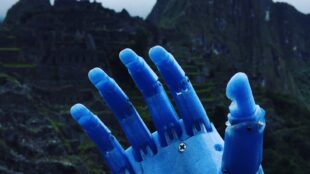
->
[0,0,154,173]
[4,0,51,25]
[148,0,310,107]
[0,0,309,173]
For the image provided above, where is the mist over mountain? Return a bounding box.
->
[0,0,309,173]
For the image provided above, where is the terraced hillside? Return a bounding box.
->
[0,0,309,173]
[0,0,155,173]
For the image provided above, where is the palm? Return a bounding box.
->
[70,46,265,174]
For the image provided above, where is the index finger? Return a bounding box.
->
[149,46,212,135]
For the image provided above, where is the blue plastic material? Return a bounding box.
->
[222,73,266,174]
[88,68,157,161]
[119,48,181,146]
[226,73,257,122]
[70,104,134,173]
[149,46,212,135]
[70,46,266,174]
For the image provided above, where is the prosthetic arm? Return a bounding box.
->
[70,46,265,174]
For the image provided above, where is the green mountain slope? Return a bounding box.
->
[0,0,309,173]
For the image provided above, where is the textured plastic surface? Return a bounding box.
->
[70,46,266,174]
[222,73,266,174]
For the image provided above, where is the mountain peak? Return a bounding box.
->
[4,0,51,25]
[147,0,310,107]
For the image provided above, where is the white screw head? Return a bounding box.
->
[179,142,186,152]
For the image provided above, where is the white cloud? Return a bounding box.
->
[0,0,18,19]
[95,0,156,18]
[0,0,309,20]
[273,0,310,14]
[0,0,156,19]
[50,0,157,18]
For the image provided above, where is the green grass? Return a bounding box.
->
[48,119,65,134]
[0,47,21,52]
[200,96,216,103]
[47,118,74,152]
[78,139,95,152]
[187,71,201,76]
[7,35,16,39]
[0,73,21,86]
[196,88,213,95]
[2,63,36,68]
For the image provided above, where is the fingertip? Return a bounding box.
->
[149,45,169,65]
[226,72,249,100]
[226,72,256,119]
[70,103,89,122]
[88,67,109,86]
[119,48,139,66]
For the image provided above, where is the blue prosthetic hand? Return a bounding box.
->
[70,46,266,174]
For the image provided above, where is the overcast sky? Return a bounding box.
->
[0,0,309,20]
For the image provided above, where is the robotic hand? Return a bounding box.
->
[70,46,266,174]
